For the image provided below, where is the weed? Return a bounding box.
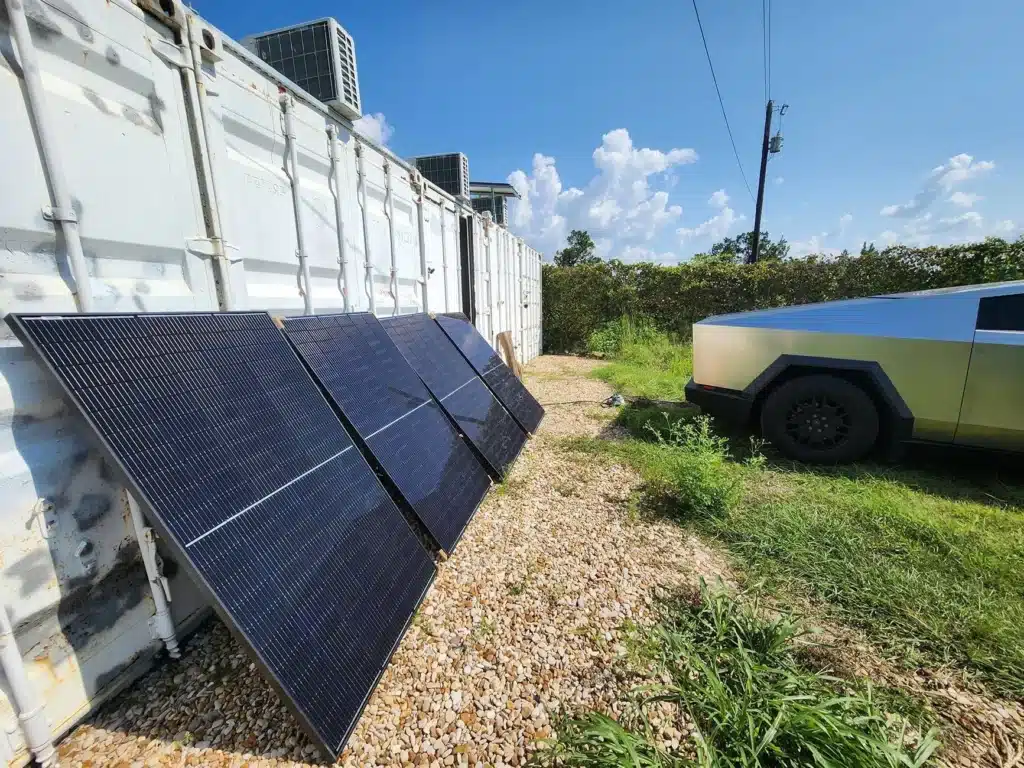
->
[590,323,693,402]
[534,586,940,767]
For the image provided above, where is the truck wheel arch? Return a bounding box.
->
[745,355,915,448]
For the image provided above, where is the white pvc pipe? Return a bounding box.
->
[0,607,56,768]
[280,94,314,314]
[383,162,399,315]
[355,143,376,314]
[125,492,180,660]
[6,0,92,312]
[439,201,450,312]
[327,125,350,312]
[415,180,429,315]
[184,14,233,310]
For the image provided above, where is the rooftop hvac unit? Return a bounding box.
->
[413,153,470,201]
[244,18,361,121]
[472,196,507,226]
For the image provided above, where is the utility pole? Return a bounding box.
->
[748,99,773,264]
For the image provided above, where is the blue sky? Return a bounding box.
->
[205,0,1022,262]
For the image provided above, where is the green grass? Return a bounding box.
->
[533,585,939,767]
[586,317,693,401]
[580,330,1024,698]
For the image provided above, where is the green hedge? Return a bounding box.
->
[541,237,1024,352]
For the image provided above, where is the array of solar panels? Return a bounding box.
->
[6,311,543,760]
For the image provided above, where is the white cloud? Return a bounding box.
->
[880,153,994,218]
[677,189,743,241]
[352,112,394,146]
[773,176,784,186]
[508,129,698,258]
[839,213,853,233]
[994,219,1016,234]
[948,191,982,208]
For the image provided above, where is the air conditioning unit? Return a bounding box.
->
[413,153,471,201]
[244,18,361,121]
[472,195,507,226]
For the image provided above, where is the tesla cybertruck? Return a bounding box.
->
[685,281,1024,463]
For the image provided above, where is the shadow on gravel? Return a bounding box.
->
[90,619,332,765]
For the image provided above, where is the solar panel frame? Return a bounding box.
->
[379,314,527,479]
[5,311,436,760]
[435,312,545,434]
[281,312,493,553]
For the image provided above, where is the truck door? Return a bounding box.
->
[955,292,1024,451]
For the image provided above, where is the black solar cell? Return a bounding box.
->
[380,314,526,478]
[436,313,545,434]
[6,312,435,760]
[283,313,491,552]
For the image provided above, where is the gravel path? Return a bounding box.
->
[58,355,723,767]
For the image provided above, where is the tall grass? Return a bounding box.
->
[534,586,939,767]
[584,327,1024,697]
[587,318,693,401]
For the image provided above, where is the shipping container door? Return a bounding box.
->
[0,0,215,751]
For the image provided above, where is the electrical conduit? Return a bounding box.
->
[439,200,450,312]
[327,125,350,312]
[6,0,92,311]
[0,606,56,767]
[125,492,180,660]
[414,174,430,314]
[355,142,376,314]
[383,161,399,315]
[280,94,313,314]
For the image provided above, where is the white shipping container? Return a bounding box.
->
[0,0,543,763]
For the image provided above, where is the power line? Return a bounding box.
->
[691,0,755,203]
[762,0,768,102]
[767,0,772,99]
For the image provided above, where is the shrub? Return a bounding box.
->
[542,237,1024,352]
[586,316,661,357]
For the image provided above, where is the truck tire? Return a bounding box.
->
[760,374,879,464]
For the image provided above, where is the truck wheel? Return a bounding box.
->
[760,375,879,464]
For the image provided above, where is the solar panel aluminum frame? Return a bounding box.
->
[5,312,433,761]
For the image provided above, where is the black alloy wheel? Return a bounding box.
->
[760,374,879,464]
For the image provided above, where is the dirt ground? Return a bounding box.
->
[55,356,1021,767]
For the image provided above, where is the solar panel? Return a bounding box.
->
[282,312,491,553]
[380,314,526,478]
[436,312,545,434]
[6,312,435,760]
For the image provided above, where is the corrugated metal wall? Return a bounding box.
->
[0,0,543,762]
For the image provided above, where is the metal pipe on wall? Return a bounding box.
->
[438,201,450,312]
[413,174,429,314]
[0,606,56,767]
[5,0,93,312]
[327,125,350,312]
[125,492,180,660]
[280,94,314,314]
[184,14,234,310]
[383,161,399,316]
[355,142,376,314]
[518,240,527,359]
